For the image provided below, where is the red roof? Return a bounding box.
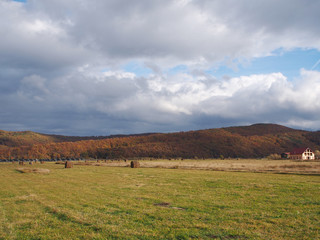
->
[290,147,311,155]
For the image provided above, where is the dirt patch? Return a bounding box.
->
[16,168,50,174]
[170,206,186,210]
[17,194,37,200]
[154,202,171,207]
[206,234,248,239]
[154,202,185,210]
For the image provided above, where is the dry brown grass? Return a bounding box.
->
[55,161,64,164]
[16,168,50,174]
[74,161,129,167]
[52,159,320,175]
[96,159,320,175]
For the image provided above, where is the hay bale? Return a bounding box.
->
[130,160,140,168]
[19,161,24,166]
[40,160,45,164]
[65,161,73,168]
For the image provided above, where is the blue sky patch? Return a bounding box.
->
[120,49,320,81]
[207,48,320,80]
[168,64,189,75]
[122,61,153,77]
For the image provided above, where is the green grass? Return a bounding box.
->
[0,162,319,239]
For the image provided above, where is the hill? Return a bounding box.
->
[0,124,320,159]
[223,123,295,136]
[0,130,102,147]
[0,130,154,147]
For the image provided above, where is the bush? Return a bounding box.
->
[267,153,281,160]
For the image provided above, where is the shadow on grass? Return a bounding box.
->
[44,206,102,232]
[205,234,248,239]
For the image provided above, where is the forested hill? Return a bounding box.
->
[0,130,105,147]
[0,130,153,147]
[1,124,320,159]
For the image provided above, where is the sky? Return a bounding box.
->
[1,0,320,136]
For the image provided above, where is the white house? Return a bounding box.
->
[289,147,315,160]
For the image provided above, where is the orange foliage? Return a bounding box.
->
[1,124,319,159]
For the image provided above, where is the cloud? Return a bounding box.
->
[24,0,320,65]
[2,0,320,73]
[0,1,92,74]
[1,0,320,135]
[2,66,320,135]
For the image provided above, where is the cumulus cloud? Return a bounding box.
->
[1,0,320,135]
[0,1,92,74]
[3,67,320,135]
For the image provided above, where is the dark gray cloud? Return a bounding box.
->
[26,0,320,62]
[1,0,320,135]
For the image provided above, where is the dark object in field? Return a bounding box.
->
[154,202,170,207]
[19,161,24,165]
[153,202,185,210]
[40,160,44,164]
[65,161,73,168]
[29,161,33,165]
[130,160,140,168]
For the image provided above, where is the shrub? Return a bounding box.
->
[267,153,281,160]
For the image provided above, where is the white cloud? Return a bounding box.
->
[5,67,320,134]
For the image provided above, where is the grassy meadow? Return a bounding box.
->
[0,161,319,239]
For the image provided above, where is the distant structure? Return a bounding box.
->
[281,152,290,159]
[286,147,315,160]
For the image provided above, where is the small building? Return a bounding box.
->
[281,152,290,159]
[289,147,315,160]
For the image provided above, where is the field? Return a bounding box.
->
[96,158,320,175]
[0,160,319,239]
